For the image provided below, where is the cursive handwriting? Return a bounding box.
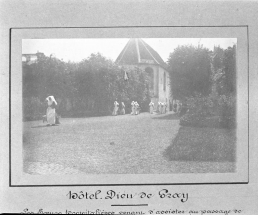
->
[66,189,188,202]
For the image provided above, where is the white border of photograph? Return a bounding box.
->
[11,26,248,186]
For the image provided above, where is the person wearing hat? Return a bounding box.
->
[45,95,57,126]
[156,102,160,114]
[135,101,139,115]
[112,100,119,116]
[149,101,154,114]
[163,102,167,114]
[120,102,125,115]
[131,101,135,115]
[160,102,164,114]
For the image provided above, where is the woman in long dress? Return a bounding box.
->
[149,101,154,114]
[164,102,167,114]
[112,100,119,116]
[131,101,135,115]
[46,95,57,126]
[134,101,139,115]
[161,102,165,114]
[156,102,160,113]
[120,102,125,115]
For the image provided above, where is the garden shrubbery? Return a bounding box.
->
[180,94,236,129]
[23,97,46,121]
[23,53,151,121]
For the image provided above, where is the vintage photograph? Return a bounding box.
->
[22,38,237,175]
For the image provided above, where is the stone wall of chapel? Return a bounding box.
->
[121,64,172,111]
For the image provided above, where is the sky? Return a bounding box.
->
[22,38,237,63]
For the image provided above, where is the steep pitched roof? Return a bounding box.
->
[116,38,167,68]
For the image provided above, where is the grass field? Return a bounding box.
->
[164,126,236,162]
[23,112,236,174]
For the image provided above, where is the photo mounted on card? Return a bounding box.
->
[10,26,248,186]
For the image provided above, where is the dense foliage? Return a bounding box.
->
[180,94,236,128]
[23,53,151,120]
[167,45,211,99]
[168,45,237,128]
[167,45,236,99]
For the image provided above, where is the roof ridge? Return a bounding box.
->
[139,39,160,65]
[116,39,131,64]
[140,39,167,68]
[135,39,141,63]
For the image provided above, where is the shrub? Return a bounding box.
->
[218,94,236,128]
[180,113,221,128]
[23,97,45,121]
[23,53,151,118]
[186,93,214,116]
[181,94,236,128]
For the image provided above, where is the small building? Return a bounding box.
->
[116,38,172,111]
[22,52,44,65]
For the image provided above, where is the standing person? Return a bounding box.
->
[177,102,182,115]
[170,101,173,111]
[160,102,164,114]
[112,100,119,116]
[164,102,167,114]
[137,102,141,114]
[157,102,160,113]
[120,102,125,115]
[134,101,139,115]
[131,101,135,115]
[149,101,154,114]
[46,95,57,126]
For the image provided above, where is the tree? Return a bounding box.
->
[210,45,236,96]
[223,45,236,95]
[23,52,152,120]
[167,45,211,99]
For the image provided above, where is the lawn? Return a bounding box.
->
[23,112,236,174]
[164,126,236,162]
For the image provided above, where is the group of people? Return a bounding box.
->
[113,100,169,116]
[149,101,167,114]
[112,100,141,116]
[112,101,125,116]
[43,94,187,125]
[131,101,140,115]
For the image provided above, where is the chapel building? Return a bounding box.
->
[115,38,172,110]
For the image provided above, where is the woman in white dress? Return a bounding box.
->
[131,101,135,115]
[160,102,164,114]
[120,102,125,115]
[158,102,163,113]
[135,102,139,115]
[149,101,154,114]
[163,102,167,114]
[112,100,119,116]
[157,102,160,113]
[46,95,57,126]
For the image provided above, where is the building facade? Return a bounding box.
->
[116,38,172,111]
[22,52,44,65]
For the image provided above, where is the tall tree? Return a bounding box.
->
[211,45,236,96]
[167,45,211,99]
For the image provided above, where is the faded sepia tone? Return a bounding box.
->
[22,37,238,176]
[2,1,258,214]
